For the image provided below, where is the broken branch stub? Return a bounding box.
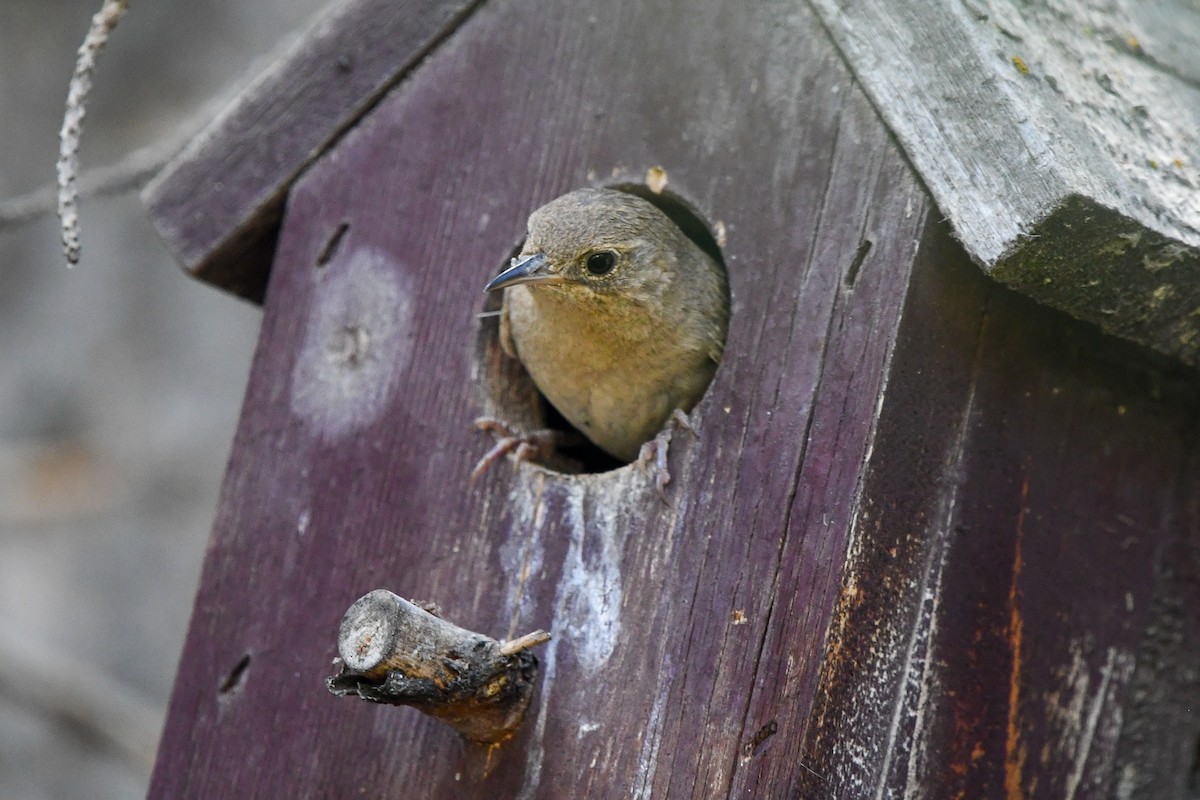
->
[326,589,549,744]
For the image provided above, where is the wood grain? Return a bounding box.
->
[810,0,1200,369]
[141,0,483,302]
[148,0,933,794]
[148,0,1200,795]
[798,219,1200,798]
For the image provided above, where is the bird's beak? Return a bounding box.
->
[483,253,559,292]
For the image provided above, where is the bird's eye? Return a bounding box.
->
[585,250,618,276]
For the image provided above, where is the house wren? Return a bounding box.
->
[478,187,729,491]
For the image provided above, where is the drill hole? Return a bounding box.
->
[218,653,251,696]
[316,221,350,267]
[474,183,727,477]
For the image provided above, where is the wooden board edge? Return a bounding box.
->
[142,0,487,303]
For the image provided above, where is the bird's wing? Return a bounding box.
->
[706,325,725,364]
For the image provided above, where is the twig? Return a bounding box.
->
[2,136,168,229]
[498,629,552,656]
[6,21,306,233]
[327,589,550,744]
[57,0,131,265]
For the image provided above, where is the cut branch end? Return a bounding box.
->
[326,589,549,744]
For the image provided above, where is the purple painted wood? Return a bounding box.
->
[798,222,1200,797]
[149,0,932,794]
[148,0,1200,795]
[142,0,483,302]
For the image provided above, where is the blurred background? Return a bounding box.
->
[0,2,327,797]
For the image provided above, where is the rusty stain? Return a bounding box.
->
[949,711,979,778]
[1004,471,1031,800]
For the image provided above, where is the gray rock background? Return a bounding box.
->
[0,2,327,797]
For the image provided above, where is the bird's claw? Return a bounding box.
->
[638,410,696,504]
[637,432,673,504]
[670,408,694,433]
[472,418,561,482]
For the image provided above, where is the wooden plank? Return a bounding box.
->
[1110,464,1200,799]
[797,218,1200,796]
[147,0,938,795]
[810,0,1200,369]
[140,0,484,302]
[147,0,1200,795]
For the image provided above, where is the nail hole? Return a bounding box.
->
[317,222,350,267]
[475,183,727,476]
[844,239,872,288]
[218,653,251,696]
[743,718,779,757]
[329,324,370,368]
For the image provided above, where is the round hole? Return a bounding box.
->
[474,183,728,476]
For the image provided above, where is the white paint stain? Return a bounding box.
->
[289,246,411,441]
[505,471,643,799]
[561,486,623,674]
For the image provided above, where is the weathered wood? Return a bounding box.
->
[327,589,548,743]
[147,0,1200,796]
[140,0,483,302]
[148,0,935,794]
[798,220,1200,798]
[811,0,1200,368]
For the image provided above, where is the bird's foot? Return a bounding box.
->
[471,418,570,482]
[637,409,695,504]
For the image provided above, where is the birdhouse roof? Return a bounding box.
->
[144,0,1200,367]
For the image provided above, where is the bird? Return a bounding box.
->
[475,187,729,497]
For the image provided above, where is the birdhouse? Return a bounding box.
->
[142,0,1200,796]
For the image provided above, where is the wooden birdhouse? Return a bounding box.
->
[143,0,1200,796]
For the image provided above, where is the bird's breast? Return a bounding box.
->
[505,286,715,462]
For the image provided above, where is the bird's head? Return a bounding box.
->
[484,188,681,306]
